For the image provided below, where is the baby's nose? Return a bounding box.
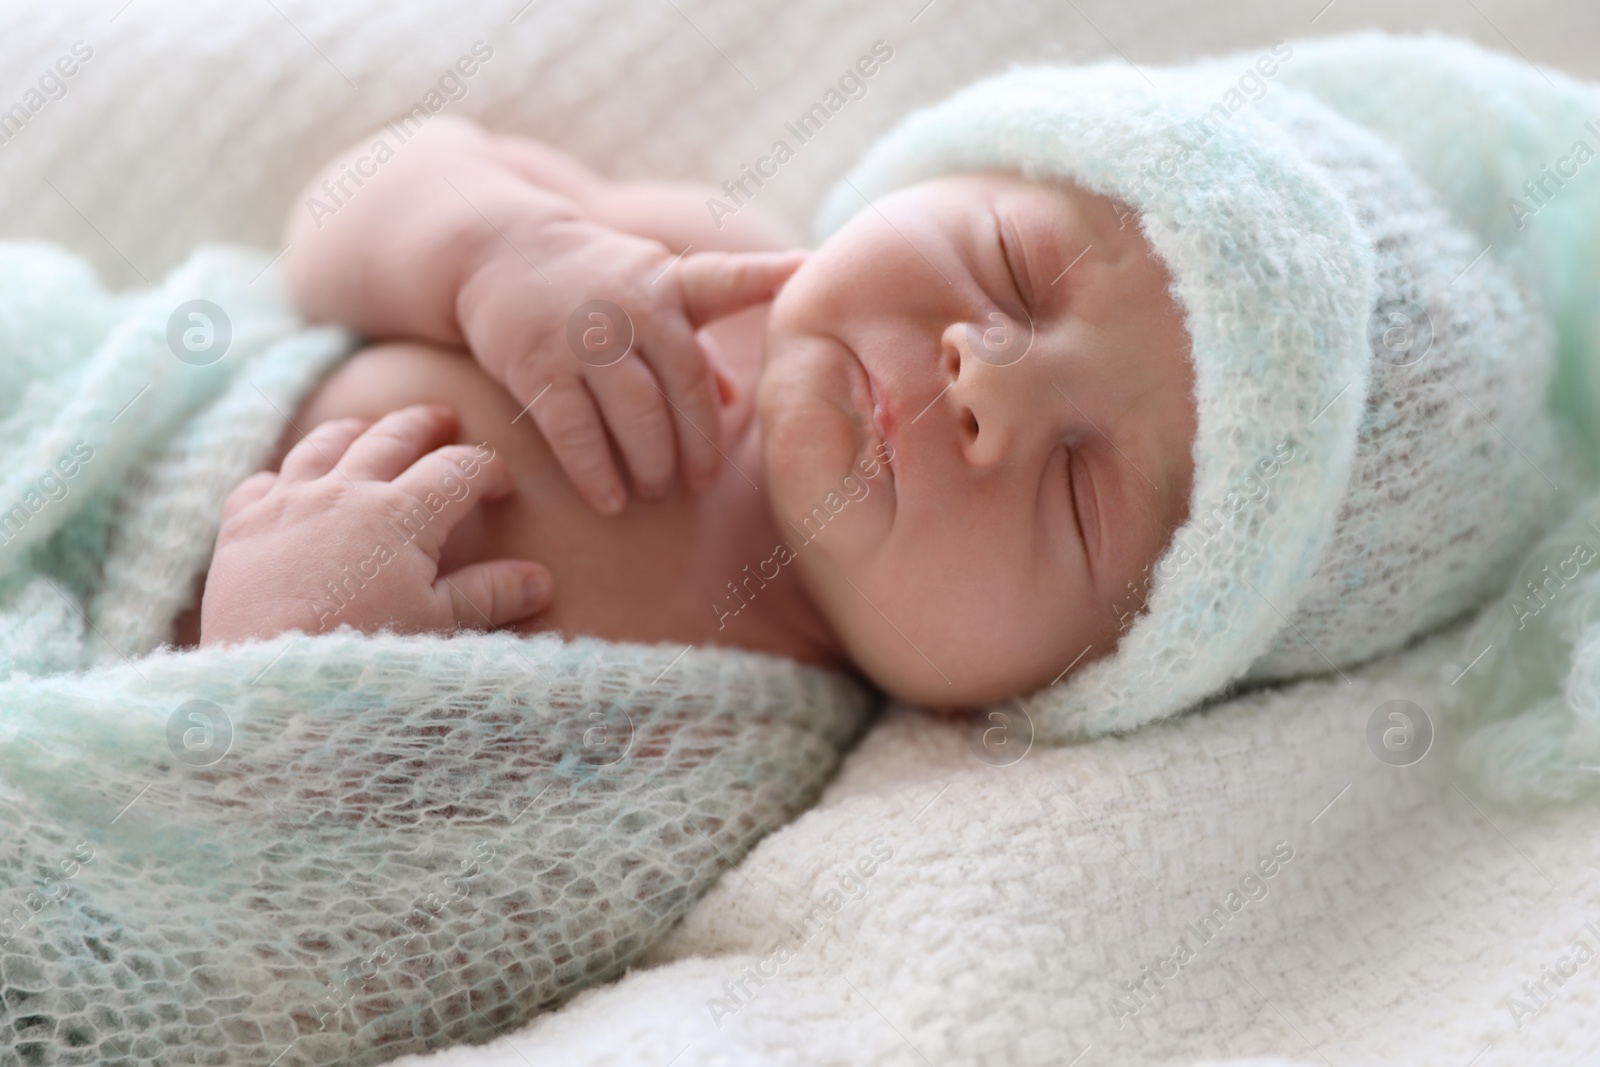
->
[938,314,1035,467]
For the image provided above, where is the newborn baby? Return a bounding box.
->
[191,35,1583,739]
[190,113,1199,709]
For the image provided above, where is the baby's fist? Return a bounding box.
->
[201,405,554,645]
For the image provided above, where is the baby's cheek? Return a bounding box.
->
[821,565,956,704]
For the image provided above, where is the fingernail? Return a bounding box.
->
[522,571,549,602]
[599,487,625,514]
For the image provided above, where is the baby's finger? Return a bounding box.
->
[389,442,514,557]
[220,470,277,522]
[586,357,678,498]
[277,417,371,482]
[338,404,459,481]
[676,249,807,330]
[435,560,553,631]
[533,379,628,515]
[636,315,723,492]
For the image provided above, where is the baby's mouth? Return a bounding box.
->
[864,368,897,473]
[839,337,895,480]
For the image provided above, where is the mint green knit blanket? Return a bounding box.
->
[0,242,872,1066]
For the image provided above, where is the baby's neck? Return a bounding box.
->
[694,414,852,674]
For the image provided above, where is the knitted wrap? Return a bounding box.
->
[1272,32,1600,808]
[813,45,1582,740]
[0,242,871,1066]
[1234,74,1577,684]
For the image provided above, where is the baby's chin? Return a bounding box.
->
[849,624,1043,709]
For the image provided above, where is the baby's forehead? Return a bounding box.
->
[814,169,1098,259]
[915,170,1114,245]
[927,172,1140,283]
[916,169,1077,207]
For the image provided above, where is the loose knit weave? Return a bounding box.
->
[0,242,872,1066]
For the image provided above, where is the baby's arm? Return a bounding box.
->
[281,118,804,514]
[281,115,591,348]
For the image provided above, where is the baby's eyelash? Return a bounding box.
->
[1064,445,1088,556]
[995,214,1033,311]
[1062,441,1100,566]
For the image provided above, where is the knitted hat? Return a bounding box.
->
[813,43,1579,742]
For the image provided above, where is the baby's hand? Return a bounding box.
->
[457,221,805,514]
[200,404,553,646]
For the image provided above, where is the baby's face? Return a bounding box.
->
[759,171,1198,708]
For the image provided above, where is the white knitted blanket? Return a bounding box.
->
[4,2,1597,1065]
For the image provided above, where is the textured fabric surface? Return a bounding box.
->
[391,618,1600,1067]
[3,2,1600,1065]
[1450,488,1600,808]
[0,241,872,1065]
[1274,33,1600,475]
[0,241,352,671]
[6,2,1595,289]
[0,633,868,1067]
